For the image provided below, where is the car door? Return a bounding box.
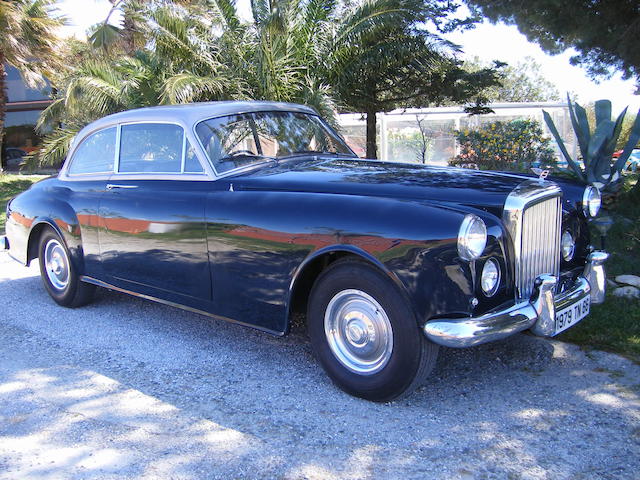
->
[98,122,212,302]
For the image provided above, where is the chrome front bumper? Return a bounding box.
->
[423,251,608,348]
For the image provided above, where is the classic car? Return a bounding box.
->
[1,101,608,401]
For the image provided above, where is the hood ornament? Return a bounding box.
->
[531,167,549,180]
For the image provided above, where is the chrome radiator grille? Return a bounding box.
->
[503,181,563,302]
[517,196,562,299]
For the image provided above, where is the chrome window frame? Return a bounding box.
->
[59,120,215,182]
[116,121,206,176]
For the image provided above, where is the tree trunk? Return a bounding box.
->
[121,11,137,56]
[0,58,6,175]
[365,109,377,159]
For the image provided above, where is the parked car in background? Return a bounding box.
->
[1,147,27,169]
[613,148,640,172]
[1,102,608,401]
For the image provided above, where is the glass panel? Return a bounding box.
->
[5,64,52,102]
[68,127,116,175]
[196,114,260,173]
[196,111,355,173]
[3,110,44,152]
[386,117,456,166]
[184,139,204,173]
[339,125,367,158]
[119,123,184,173]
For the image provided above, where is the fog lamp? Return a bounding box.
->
[561,230,576,261]
[480,258,501,297]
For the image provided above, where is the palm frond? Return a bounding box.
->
[161,73,228,104]
[34,125,81,168]
[35,97,66,134]
[89,23,122,51]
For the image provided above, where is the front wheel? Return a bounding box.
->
[308,259,438,401]
[38,228,95,307]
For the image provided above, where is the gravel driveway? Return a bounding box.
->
[0,251,639,480]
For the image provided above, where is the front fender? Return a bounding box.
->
[283,200,512,331]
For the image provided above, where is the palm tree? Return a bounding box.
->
[90,0,205,55]
[38,0,337,165]
[206,0,339,122]
[37,0,498,165]
[36,3,242,166]
[325,0,500,158]
[0,0,63,171]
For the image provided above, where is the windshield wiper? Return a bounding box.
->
[283,150,342,158]
[218,153,276,163]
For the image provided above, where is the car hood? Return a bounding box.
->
[235,157,536,216]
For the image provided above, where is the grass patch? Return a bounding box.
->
[557,174,640,363]
[0,174,46,235]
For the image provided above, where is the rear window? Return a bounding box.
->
[68,127,116,175]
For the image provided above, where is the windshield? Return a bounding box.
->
[195,111,355,173]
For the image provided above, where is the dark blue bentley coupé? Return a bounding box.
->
[1,101,608,401]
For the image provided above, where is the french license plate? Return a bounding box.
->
[554,295,590,335]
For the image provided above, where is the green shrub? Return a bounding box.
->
[449,119,556,171]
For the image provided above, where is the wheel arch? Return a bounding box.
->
[284,245,413,334]
[26,217,85,274]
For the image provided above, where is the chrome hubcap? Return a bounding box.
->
[324,289,393,375]
[44,239,69,291]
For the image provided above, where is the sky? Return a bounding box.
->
[57,0,640,114]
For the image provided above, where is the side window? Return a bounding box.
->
[119,123,184,173]
[68,127,116,175]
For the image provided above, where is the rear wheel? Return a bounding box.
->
[38,228,95,307]
[308,259,438,401]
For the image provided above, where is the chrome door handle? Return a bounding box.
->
[106,184,138,190]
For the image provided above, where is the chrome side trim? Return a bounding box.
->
[106,184,138,190]
[583,251,608,304]
[79,276,285,337]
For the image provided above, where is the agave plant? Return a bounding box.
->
[543,95,640,191]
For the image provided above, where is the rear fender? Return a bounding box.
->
[25,201,85,273]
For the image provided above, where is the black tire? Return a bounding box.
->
[308,259,438,401]
[38,228,95,308]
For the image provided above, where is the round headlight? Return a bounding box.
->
[481,258,501,297]
[561,230,575,261]
[457,214,487,261]
[582,185,601,217]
